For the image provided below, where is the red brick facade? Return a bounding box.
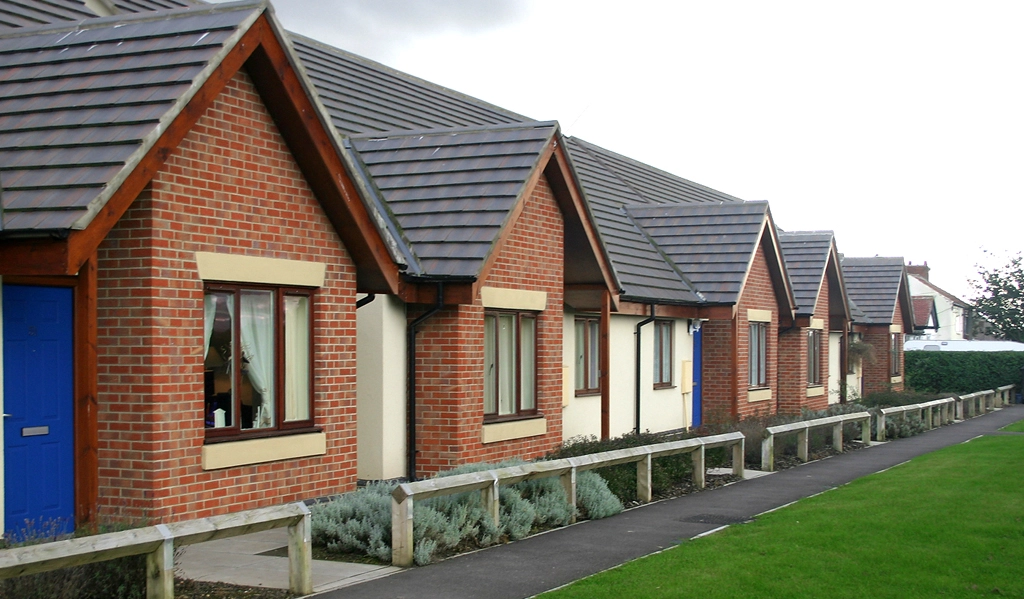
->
[95,70,359,520]
[702,244,781,421]
[777,275,831,413]
[411,176,565,477]
[861,304,906,395]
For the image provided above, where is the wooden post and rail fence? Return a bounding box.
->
[0,384,1016,589]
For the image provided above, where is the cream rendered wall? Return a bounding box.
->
[562,312,694,441]
[356,294,407,481]
[828,332,842,404]
[561,311,602,441]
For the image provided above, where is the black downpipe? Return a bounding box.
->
[356,293,376,309]
[634,305,656,435]
[406,283,444,481]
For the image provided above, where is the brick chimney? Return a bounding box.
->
[906,261,929,280]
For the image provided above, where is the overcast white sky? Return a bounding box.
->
[261,0,1022,301]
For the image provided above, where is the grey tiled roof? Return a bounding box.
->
[565,137,700,303]
[0,0,192,29]
[569,138,746,206]
[291,33,525,136]
[0,3,261,233]
[778,231,834,316]
[841,257,906,325]
[349,122,556,278]
[626,202,772,305]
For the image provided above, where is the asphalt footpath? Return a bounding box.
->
[316,404,1024,599]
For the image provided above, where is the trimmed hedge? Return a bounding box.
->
[905,351,1024,394]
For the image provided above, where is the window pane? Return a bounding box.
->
[574,320,585,390]
[498,314,516,415]
[240,289,275,429]
[204,292,234,428]
[749,322,767,388]
[587,321,600,389]
[520,317,535,411]
[284,295,311,422]
[484,315,497,414]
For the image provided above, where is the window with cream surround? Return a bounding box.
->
[484,310,537,420]
[653,320,673,388]
[807,329,822,386]
[890,332,901,376]
[196,252,325,443]
[748,321,768,388]
[574,316,600,395]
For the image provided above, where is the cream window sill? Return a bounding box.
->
[891,375,903,384]
[748,388,773,402]
[481,417,547,444]
[806,385,825,397]
[202,432,327,470]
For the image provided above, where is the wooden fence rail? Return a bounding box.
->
[877,397,956,441]
[761,412,871,472]
[391,431,745,567]
[0,503,312,598]
[996,385,1015,407]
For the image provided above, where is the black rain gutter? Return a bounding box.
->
[356,293,376,309]
[634,304,656,435]
[406,282,444,481]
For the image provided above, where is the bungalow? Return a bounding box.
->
[777,231,851,410]
[841,257,915,396]
[625,202,797,422]
[0,2,401,530]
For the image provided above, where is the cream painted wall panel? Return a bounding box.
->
[562,311,603,440]
[828,332,842,404]
[356,294,407,480]
[608,315,639,437]
[195,252,326,287]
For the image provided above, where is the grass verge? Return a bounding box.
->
[541,435,1024,599]
[1001,418,1024,433]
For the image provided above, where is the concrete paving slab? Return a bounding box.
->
[177,528,400,593]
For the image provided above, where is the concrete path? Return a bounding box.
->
[178,404,1024,598]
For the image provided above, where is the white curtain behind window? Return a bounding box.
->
[204,294,218,359]
[284,295,310,421]
[241,290,274,428]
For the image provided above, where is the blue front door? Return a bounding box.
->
[3,285,75,535]
[692,328,703,427]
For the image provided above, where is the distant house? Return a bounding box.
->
[777,231,851,410]
[905,263,971,341]
[911,296,939,335]
[841,258,915,396]
[0,4,400,530]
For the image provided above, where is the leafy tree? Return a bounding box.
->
[970,252,1024,342]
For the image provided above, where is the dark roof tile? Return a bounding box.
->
[841,256,907,324]
[778,231,835,316]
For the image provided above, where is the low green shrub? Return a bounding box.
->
[311,458,621,566]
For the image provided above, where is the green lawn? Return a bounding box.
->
[542,435,1024,599]
[1001,419,1024,433]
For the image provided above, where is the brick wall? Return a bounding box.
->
[411,175,565,477]
[861,304,905,395]
[95,69,359,521]
[701,243,781,421]
[777,274,831,413]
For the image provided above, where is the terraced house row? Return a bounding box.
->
[0,0,915,533]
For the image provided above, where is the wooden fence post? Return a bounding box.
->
[391,494,414,568]
[287,505,312,595]
[832,422,843,453]
[637,454,653,503]
[761,434,774,472]
[797,427,809,463]
[691,445,705,489]
[146,524,174,599]
[561,467,577,524]
[732,438,745,477]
